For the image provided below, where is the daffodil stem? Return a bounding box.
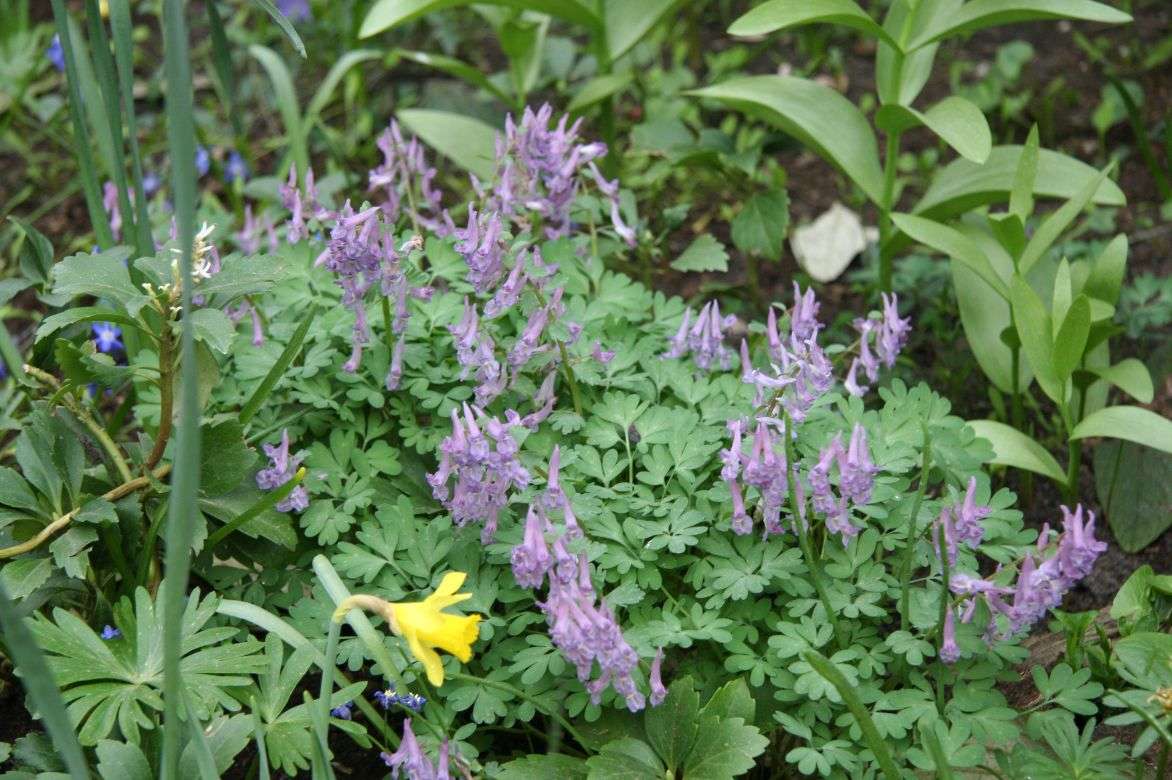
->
[898,423,932,632]
[449,672,587,750]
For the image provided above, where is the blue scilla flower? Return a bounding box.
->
[195,145,210,177]
[372,687,396,710]
[398,693,427,712]
[100,625,121,640]
[92,323,123,353]
[329,701,353,720]
[142,171,161,195]
[224,151,248,184]
[47,34,65,72]
[277,0,311,22]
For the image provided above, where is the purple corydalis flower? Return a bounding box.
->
[940,607,960,664]
[807,424,876,544]
[100,625,120,640]
[103,181,122,242]
[662,301,736,371]
[256,429,308,513]
[387,333,406,391]
[454,206,506,294]
[592,341,616,364]
[790,282,821,342]
[512,505,552,589]
[449,298,505,406]
[483,251,528,319]
[951,477,991,549]
[649,648,667,706]
[540,549,646,712]
[370,120,443,227]
[382,719,449,780]
[521,371,557,430]
[427,404,529,542]
[720,420,753,535]
[509,287,563,368]
[92,322,123,353]
[740,421,787,536]
[846,292,910,397]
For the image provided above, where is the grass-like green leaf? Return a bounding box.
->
[0,580,90,779]
[160,0,202,776]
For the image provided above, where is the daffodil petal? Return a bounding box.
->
[407,630,446,686]
[433,571,467,598]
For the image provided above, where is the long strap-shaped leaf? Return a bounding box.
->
[802,650,902,780]
[49,0,113,249]
[108,0,154,258]
[250,0,307,57]
[159,0,203,776]
[728,0,900,50]
[0,581,90,779]
[360,0,601,39]
[907,0,1131,50]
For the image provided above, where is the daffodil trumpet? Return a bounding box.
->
[332,572,481,686]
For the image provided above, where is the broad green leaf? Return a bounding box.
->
[645,677,699,771]
[684,713,770,779]
[396,109,498,181]
[190,308,237,354]
[360,0,599,39]
[1088,358,1153,404]
[690,76,885,204]
[1095,442,1172,553]
[728,0,898,49]
[1019,165,1113,274]
[0,557,53,600]
[568,71,633,113]
[1011,275,1060,402]
[585,737,665,779]
[605,0,681,61]
[500,14,548,101]
[876,96,991,163]
[496,754,588,779]
[199,421,257,497]
[912,146,1125,221]
[1052,295,1090,383]
[1051,259,1073,328]
[1083,234,1128,305]
[968,420,1066,483]
[907,0,1131,50]
[891,213,1007,297]
[730,189,789,260]
[671,234,729,273]
[1070,406,1172,455]
[1010,125,1039,220]
[36,307,141,344]
[96,740,152,780]
[876,0,963,105]
[393,50,512,106]
[50,248,146,314]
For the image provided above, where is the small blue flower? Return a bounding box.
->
[47,34,65,72]
[224,151,248,184]
[372,687,396,710]
[142,172,161,195]
[277,0,311,22]
[100,625,121,640]
[0,360,8,381]
[195,145,210,177]
[329,701,353,720]
[92,323,123,353]
[398,693,427,712]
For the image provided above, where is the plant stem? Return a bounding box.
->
[449,672,588,749]
[878,129,902,293]
[782,414,845,649]
[935,525,952,715]
[23,365,133,483]
[899,423,932,632]
[382,296,396,356]
[145,325,174,471]
[0,464,171,559]
[557,340,584,417]
[315,619,342,776]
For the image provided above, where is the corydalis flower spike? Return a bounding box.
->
[512,506,552,589]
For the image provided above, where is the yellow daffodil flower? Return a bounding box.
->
[333,572,481,686]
